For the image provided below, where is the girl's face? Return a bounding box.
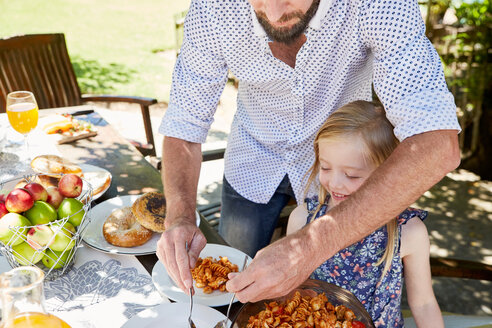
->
[318,135,377,207]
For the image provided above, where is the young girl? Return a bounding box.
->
[287,101,443,328]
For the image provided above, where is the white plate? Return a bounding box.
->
[122,302,227,328]
[80,163,112,201]
[82,195,200,255]
[152,243,251,307]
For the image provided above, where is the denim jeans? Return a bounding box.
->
[218,175,295,257]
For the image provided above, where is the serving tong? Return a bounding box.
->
[213,254,249,328]
[186,242,197,328]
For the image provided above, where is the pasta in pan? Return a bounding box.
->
[245,291,366,328]
[191,256,238,293]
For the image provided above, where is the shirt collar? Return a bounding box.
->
[250,0,333,38]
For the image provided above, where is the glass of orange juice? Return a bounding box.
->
[6,91,39,161]
[0,266,71,328]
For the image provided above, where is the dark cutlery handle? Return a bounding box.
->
[69,109,94,116]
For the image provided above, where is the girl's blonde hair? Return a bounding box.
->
[305,100,399,279]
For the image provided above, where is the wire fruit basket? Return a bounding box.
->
[0,173,92,280]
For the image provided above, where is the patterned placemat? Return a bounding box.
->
[44,244,167,328]
[0,245,167,328]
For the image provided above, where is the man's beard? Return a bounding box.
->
[255,0,320,44]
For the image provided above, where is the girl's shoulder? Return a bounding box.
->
[286,203,309,235]
[400,213,430,258]
[397,207,428,226]
[289,203,309,220]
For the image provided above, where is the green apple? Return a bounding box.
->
[57,198,85,227]
[24,201,57,225]
[50,221,76,252]
[0,213,31,246]
[42,248,74,269]
[12,242,45,265]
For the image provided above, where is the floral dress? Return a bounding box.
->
[305,196,427,327]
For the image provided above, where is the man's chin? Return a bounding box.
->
[264,26,306,43]
[257,16,307,43]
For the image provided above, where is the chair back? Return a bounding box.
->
[0,33,82,112]
[174,10,188,57]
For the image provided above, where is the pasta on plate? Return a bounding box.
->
[191,256,238,293]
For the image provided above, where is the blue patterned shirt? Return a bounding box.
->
[159,0,460,204]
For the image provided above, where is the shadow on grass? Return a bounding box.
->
[71,55,137,94]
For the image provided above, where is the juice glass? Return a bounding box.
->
[6,91,39,162]
[0,266,71,328]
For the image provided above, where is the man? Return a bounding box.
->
[157,0,461,302]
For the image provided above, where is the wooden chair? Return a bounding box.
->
[0,33,158,156]
[431,257,492,281]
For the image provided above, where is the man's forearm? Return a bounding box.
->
[307,130,460,265]
[161,136,202,227]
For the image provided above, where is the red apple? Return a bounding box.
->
[5,188,34,213]
[0,194,6,203]
[46,187,65,209]
[58,174,83,198]
[0,203,8,219]
[23,182,48,202]
[26,225,54,250]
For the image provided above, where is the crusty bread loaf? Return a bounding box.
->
[31,155,83,176]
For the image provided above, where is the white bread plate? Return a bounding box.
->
[79,164,112,201]
[29,157,111,201]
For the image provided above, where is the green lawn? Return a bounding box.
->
[1,0,191,103]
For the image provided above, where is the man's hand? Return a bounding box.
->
[156,218,207,293]
[226,229,318,302]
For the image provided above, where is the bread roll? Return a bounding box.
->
[31,155,83,176]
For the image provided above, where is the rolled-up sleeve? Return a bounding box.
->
[159,0,229,143]
[360,0,461,141]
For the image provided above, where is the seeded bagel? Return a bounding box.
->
[103,207,153,247]
[131,192,166,232]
